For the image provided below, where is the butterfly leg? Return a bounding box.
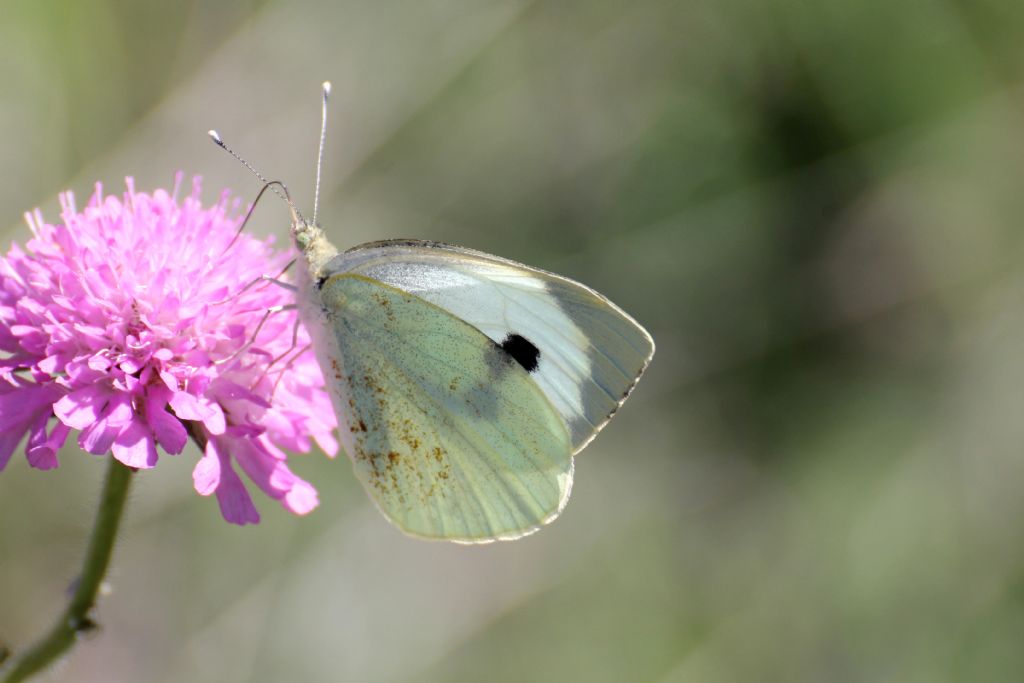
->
[248,313,313,398]
[208,260,297,306]
[214,303,297,366]
[212,262,307,368]
[267,314,304,369]
[254,271,297,293]
[270,342,314,398]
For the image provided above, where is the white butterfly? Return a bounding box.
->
[212,83,654,543]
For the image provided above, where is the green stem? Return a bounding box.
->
[0,459,134,683]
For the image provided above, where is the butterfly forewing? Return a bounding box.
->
[323,241,655,452]
[318,273,574,542]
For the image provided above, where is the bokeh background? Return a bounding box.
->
[2,0,1024,681]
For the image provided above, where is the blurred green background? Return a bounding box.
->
[3,0,1024,681]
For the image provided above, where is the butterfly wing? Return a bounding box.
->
[316,273,573,543]
[322,240,655,452]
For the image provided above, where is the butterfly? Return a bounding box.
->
[212,83,654,543]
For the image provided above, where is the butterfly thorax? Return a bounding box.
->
[292,220,339,279]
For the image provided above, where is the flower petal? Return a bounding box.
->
[26,413,66,470]
[192,442,220,496]
[111,419,158,469]
[169,391,226,435]
[77,393,132,455]
[54,385,109,430]
[79,418,121,455]
[283,479,319,516]
[232,437,320,516]
[145,392,187,455]
[207,439,260,525]
[314,431,339,458]
[0,430,22,471]
[0,380,61,430]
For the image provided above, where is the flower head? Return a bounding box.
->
[0,175,338,524]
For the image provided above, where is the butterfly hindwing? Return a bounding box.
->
[322,241,655,452]
[317,273,574,543]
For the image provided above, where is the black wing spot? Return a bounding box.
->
[316,275,329,290]
[499,333,541,373]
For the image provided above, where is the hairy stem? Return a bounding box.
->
[0,459,134,683]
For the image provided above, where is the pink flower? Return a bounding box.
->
[0,175,337,524]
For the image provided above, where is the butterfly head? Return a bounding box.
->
[291,213,334,264]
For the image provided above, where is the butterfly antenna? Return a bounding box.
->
[312,81,331,227]
[208,129,305,224]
